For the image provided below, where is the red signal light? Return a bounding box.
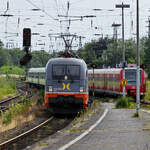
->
[91,62,97,68]
[23,28,31,47]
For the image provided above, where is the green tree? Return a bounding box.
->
[143,37,150,78]
[8,48,25,66]
[0,40,4,48]
[0,48,12,67]
[30,50,52,67]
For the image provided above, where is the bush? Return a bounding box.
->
[0,65,25,75]
[115,96,133,108]
[144,80,150,101]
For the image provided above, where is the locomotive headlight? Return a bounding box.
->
[49,86,53,92]
[80,87,84,92]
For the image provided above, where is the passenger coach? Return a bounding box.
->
[88,67,146,97]
[27,68,45,88]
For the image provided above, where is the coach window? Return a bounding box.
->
[42,73,45,79]
[89,74,91,81]
[28,73,31,77]
[39,73,41,78]
[32,73,34,78]
[40,73,42,79]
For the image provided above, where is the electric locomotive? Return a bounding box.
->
[45,57,88,114]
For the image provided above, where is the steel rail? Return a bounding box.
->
[0,117,53,149]
[0,92,22,105]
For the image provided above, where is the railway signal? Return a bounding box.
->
[140,64,147,69]
[20,28,32,65]
[91,62,97,97]
[91,62,97,68]
[23,28,31,47]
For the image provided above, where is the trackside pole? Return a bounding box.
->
[136,66,140,114]
[136,0,140,115]
[25,66,29,95]
[92,67,95,97]
[116,3,130,97]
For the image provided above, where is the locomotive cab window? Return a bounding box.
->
[52,65,65,79]
[67,65,80,80]
[52,64,80,80]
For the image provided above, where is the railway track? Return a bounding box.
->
[0,81,32,113]
[0,88,101,150]
[0,91,23,112]
[0,116,75,150]
[0,117,53,150]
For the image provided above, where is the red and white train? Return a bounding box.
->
[88,67,146,98]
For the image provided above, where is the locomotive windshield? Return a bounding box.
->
[52,65,65,77]
[52,64,80,80]
[125,69,141,86]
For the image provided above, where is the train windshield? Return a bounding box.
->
[52,64,80,80]
[67,65,80,79]
[125,69,141,86]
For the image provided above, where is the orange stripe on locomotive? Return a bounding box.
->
[45,92,88,109]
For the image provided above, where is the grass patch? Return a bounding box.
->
[141,104,150,110]
[42,125,52,131]
[1,96,31,125]
[115,96,133,109]
[71,100,101,130]
[59,119,66,125]
[39,142,50,147]
[0,78,17,100]
[133,112,139,118]
[0,91,44,134]
[70,128,85,133]
[144,80,150,101]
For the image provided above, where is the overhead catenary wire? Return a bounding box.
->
[0,0,149,52]
[24,0,59,21]
[54,0,60,16]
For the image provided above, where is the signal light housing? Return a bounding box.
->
[23,28,31,47]
[140,64,147,69]
[91,62,97,69]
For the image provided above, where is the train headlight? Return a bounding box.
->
[49,86,53,92]
[80,87,84,92]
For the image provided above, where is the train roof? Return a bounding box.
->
[28,68,45,73]
[88,67,142,74]
[88,68,122,74]
[46,57,87,67]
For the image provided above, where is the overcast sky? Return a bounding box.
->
[0,0,149,52]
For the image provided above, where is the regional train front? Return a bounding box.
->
[45,58,88,114]
[125,68,146,97]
